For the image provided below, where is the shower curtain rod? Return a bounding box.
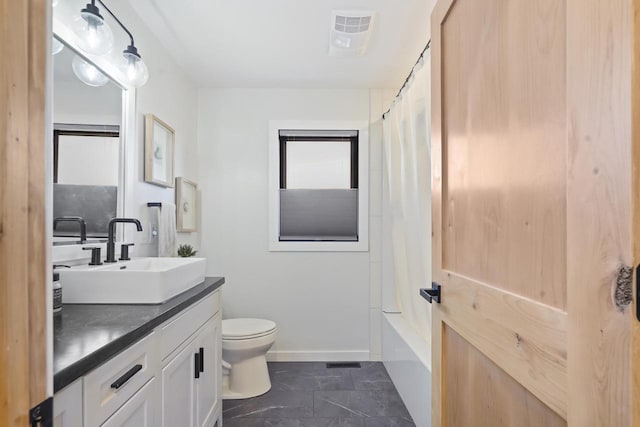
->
[382,39,431,120]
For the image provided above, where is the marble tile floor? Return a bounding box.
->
[223,362,415,427]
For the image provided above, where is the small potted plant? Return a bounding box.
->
[177,244,197,257]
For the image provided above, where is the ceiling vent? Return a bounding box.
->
[329,11,376,57]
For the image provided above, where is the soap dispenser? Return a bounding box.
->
[52,264,69,315]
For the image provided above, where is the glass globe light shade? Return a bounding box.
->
[72,55,109,87]
[71,5,114,56]
[52,37,64,55]
[119,48,149,87]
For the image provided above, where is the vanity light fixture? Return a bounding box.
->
[119,43,149,88]
[72,55,109,87]
[71,1,115,56]
[52,37,64,55]
[72,0,149,87]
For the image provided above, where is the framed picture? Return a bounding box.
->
[144,114,175,187]
[176,177,198,232]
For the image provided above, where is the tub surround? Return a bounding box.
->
[382,313,430,427]
[54,276,224,392]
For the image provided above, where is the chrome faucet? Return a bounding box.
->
[105,218,143,263]
[53,216,87,243]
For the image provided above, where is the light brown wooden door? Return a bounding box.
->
[430,0,634,426]
[0,0,49,426]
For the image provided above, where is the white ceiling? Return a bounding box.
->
[129,0,433,89]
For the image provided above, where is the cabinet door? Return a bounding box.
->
[162,339,197,427]
[54,380,82,427]
[195,314,222,427]
[101,378,159,427]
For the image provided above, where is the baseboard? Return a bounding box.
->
[266,350,371,362]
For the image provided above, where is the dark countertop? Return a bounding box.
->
[54,276,224,393]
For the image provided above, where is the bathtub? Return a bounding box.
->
[382,312,431,427]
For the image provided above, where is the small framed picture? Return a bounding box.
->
[176,177,198,232]
[144,114,175,187]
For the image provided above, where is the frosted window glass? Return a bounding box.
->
[57,135,119,186]
[286,141,351,189]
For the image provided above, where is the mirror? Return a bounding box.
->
[52,38,124,246]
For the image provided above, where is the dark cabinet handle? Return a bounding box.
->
[194,352,200,379]
[110,364,142,390]
[420,283,442,304]
[199,347,204,373]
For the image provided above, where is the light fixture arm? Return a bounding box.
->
[95,0,136,49]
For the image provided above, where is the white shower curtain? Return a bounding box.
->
[382,53,432,338]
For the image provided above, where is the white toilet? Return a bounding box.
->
[222,318,277,400]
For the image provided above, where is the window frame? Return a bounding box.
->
[53,126,120,184]
[279,132,359,190]
[269,120,369,252]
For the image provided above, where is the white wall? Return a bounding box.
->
[53,0,201,259]
[198,88,386,360]
[106,0,200,255]
[53,80,121,125]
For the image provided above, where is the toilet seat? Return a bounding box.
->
[222,318,276,341]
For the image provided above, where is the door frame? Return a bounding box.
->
[0,0,50,426]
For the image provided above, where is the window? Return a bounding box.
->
[269,122,369,251]
[53,125,120,238]
[279,129,359,242]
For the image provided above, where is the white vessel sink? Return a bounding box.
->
[60,257,206,304]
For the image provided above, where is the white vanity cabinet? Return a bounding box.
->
[162,313,221,427]
[54,380,82,427]
[84,332,159,426]
[161,291,222,427]
[162,340,197,426]
[194,316,222,427]
[54,290,222,427]
[101,378,159,427]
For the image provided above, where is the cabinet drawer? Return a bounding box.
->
[161,291,219,360]
[101,378,159,427]
[84,332,159,427]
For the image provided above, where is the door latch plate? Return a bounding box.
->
[30,397,53,427]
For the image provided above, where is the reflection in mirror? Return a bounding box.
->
[53,124,119,241]
[53,39,123,246]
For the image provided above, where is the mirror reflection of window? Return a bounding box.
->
[54,132,119,186]
[53,126,120,239]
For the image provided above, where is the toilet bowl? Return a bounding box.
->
[222,318,277,400]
